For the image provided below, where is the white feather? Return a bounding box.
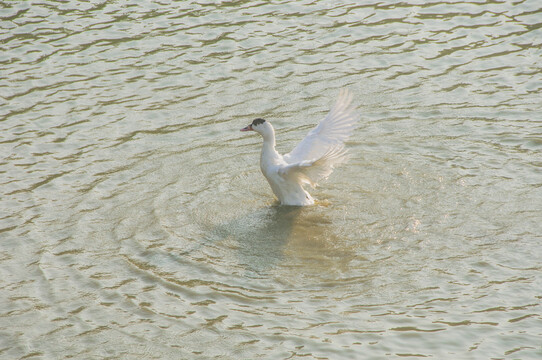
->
[283,88,358,164]
[279,144,349,188]
[241,89,359,206]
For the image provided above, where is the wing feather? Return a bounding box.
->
[283,89,359,164]
[279,144,349,188]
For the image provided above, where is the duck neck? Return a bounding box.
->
[260,128,279,160]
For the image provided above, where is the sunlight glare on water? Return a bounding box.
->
[1,0,541,359]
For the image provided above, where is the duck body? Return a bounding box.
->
[260,146,315,206]
[241,89,358,206]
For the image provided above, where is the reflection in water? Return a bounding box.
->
[233,206,302,273]
[212,205,334,275]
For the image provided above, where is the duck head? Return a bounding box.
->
[240,118,273,137]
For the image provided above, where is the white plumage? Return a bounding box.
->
[240,89,359,206]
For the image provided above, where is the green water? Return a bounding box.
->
[1,1,541,359]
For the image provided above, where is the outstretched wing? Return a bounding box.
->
[283,88,358,164]
[279,144,349,188]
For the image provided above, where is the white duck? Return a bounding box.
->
[240,89,359,206]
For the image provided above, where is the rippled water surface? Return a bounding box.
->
[1,0,542,359]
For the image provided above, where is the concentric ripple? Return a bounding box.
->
[1,0,541,359]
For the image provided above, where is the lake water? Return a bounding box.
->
[1,1,541,359]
